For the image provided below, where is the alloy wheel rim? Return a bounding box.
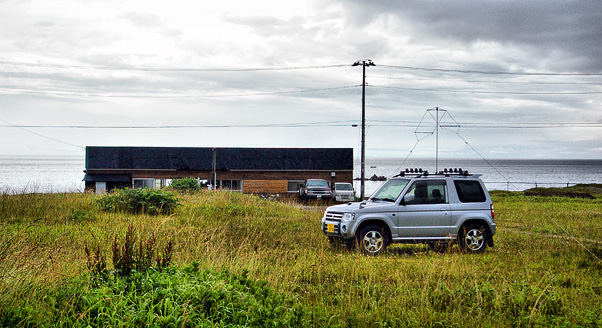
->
[363,230,383,253]
[465,229,484,250]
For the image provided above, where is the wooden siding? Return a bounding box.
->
[243,180,288,194]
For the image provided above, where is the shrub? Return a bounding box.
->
[95,188,179,215]
[169,177,201,193]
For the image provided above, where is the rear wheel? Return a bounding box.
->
[357,225,388,255]
[460,224,488,253]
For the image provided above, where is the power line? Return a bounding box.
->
[0,85,359,99]
[3,60,601,76]
[0,120,359,129]
[0,60,348,72]
[371,76,602,86]
[378,64,602,76]
[1,121,600,129]
[0,118,83,149]
[372,85,602,95]
[370,121,602,128]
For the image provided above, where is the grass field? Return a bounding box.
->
[0,187,601,327]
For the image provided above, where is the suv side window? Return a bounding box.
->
[405,181,447,205]
[454,180,486,203]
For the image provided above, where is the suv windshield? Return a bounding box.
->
[370,179,410,202]
[336,183,353,191]
[307,180,329,188]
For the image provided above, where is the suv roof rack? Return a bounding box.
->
[438,168,470,176]
[393,168,480,178]
[394,168,430,177]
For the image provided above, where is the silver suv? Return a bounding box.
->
[321,169,496,255]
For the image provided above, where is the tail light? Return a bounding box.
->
[490,204,495,221]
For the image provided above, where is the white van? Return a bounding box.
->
[333,182,355,202]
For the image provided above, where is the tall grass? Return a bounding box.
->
[0,189,601,326]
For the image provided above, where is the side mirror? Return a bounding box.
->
[402,194,415,205]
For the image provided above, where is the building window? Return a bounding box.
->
[133,178,155,189]
[219,180,243,192]
[156,179,172,189]
[287,180,304,193]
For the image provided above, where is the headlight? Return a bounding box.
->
[342,213,355,221]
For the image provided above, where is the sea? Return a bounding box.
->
[0,156,601,195]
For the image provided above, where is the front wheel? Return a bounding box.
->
[460,224,488,253]
[357,225,388,255]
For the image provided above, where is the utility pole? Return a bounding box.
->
[352,59,375,199]
[212,147,217,190]
[435,106,439,173]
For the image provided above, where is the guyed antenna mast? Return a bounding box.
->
[414,107,460,172]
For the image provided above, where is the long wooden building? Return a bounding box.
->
[83,146,353,195]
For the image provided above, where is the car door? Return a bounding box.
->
[396,180,451,238]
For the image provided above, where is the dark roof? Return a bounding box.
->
[86,147,353,171]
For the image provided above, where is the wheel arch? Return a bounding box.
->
[355,219,392,245]
[459,218,492,240]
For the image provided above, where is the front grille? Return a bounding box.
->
[325,212,343,221]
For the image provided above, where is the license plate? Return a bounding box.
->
[327,223,335,233]
[317,195,322,198]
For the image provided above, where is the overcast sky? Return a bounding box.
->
[1,0,601,161]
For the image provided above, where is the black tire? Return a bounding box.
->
[459,223,488,253]
[357,224,388,255]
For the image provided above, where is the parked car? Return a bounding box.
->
[299,179,331,200]
[321,169,496,255]
[333,182,355,202]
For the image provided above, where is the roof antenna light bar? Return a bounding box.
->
[394,168,477,178]
[395,168,430,177]
[439,168,470,176]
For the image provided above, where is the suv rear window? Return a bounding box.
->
[454,180,486,203]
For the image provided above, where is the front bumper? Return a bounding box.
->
[305,193,331,199]
[322,217,357,238]
[335,194,355,202]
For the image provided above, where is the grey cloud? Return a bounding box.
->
[33,20,54,28]
[121,12,183,37]
[340,0,602,72]
[122,12,163,27]
[223,14,306,36]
